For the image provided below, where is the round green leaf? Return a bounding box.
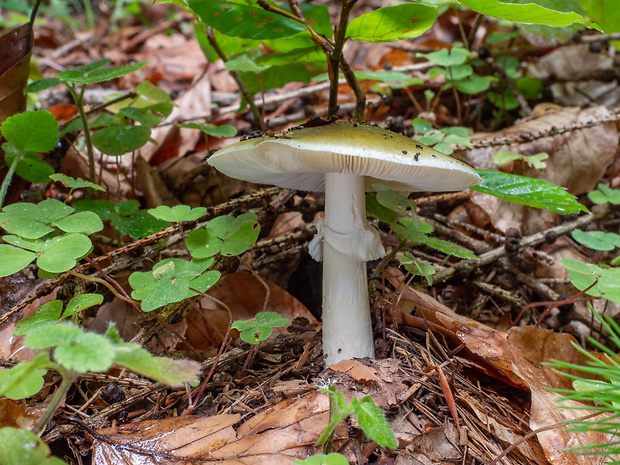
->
[4,151,54,183]
[0,354,49,400]
[54,211,104,234]
[0,111,59,152]
[36,234,93,274]
[0,244,36,277]
[65,293,104,318]
[54,331,115,373]
[149,205,206,223]
[186,229,223,259]
[25,322,82,349]
[240,326,272,344]
[91,125,151,156]
[572,230,620,251]
[14,300,63,336]
[256,311,289,328]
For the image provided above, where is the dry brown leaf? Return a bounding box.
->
[93,390,336,464]
[508,326,615,465]
[385,267,526,388]
[181,271,317,351]
[328,359,381,384]
[0,23,32,125]
[463,104,617,234]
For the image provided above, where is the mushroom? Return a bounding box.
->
[208,122,481,365]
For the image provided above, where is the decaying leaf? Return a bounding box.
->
[463,104,617,234]
[92,390,339,464]
[508,326,615,465]
[0,23,33,125]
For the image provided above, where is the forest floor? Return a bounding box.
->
[1,1,620,464]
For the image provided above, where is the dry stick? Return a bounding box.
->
[204,26,263,131]
[416,205,610,290]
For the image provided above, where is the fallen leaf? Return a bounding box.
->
[0,23,33,124]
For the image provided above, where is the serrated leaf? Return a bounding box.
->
[58,62,148,84]
[49,173,105,191]
[0,111,58,152]
[25,322,83,349]
[346,4,437,42]
[148,205,206,223]
[54,330,115,373]
[0,244,36,277]
[0,353,50,400]
[454,0,599,28]
[188,0,306,39]
[398,252,436,285]
[91,124,151,156]
[351,396,398,449]
[472,169,588,215]
[24,77,62,94]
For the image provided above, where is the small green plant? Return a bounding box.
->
[294,452,349,465]
[411,118,472,156]
[302,383,397,460]
[26,62,171,182]
[547,309,620,463]
[231,311,289,345]
[493,150,549,170]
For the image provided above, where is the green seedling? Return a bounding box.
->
[176,122,237,138]
[0,198,103,277]
[588,184,620,206]
[0,110,59,206]
[231,311,289,345]
[148,205,207,223]
[546,309,620,462]
[411,119,472,155]
[294,453,349,465]
[0,427,66,465]
[74,199,169,240]
[49,173,105,199]
[25,60,160,182]
[493,150,549,170]
[129,258,221,312]
[186,212,261,258]
[314,384,397,454]
[14,294,103,336]
[562,259,620,304]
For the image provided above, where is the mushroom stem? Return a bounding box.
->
[322,172,381,364]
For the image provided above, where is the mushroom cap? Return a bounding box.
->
[208,122,482,192]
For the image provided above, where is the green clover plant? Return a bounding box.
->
[231,311,289,345]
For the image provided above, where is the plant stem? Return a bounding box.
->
[0,150,23,208]
[66,84,97,184]
[204,26,264,131]
[31,368,77,435]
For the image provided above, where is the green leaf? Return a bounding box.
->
[0,111,59,152]
[25,322,83,349]
[188,270,221,293]
[225,55,271,74]
[36,234,93,274]
[73,199,116,221]
[256,311,289,328]
[4,150,54,184]
[129,258,214,312]
[0,244,36,277]
[562,259,620,303]
[454,0,600,28]
[488,89,519,110]
[579,0,620,33]
[54,211,103,234]
[471,169,588,215]
[422,235,476,259]
[0,353,50,400]
[177,123,237,138]
[188,0,307,39]
[185,229,223,259]
[148,205,207,223]
[207,213,260,256]
[351,396,398,449]
[91,124,151,156]
[366,194,398,225]
[58,62,148,84]
[111,210,169,239]
[418,47,470,67]
[239,325,273,344]
[572,230,620,251]
[14,300,63,336]
[110,333,201,386]
[588,184,620,205]
[24,77,62,94]
[64,293,104,318]
[456,74,492,94]
[53,330,115,373]
[346,4,437,42]
[0,427,67,465]
[294,453,350,465]
[398,252,436,285]
[49,173,105,191]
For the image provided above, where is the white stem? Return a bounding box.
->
[322,173,377,365]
